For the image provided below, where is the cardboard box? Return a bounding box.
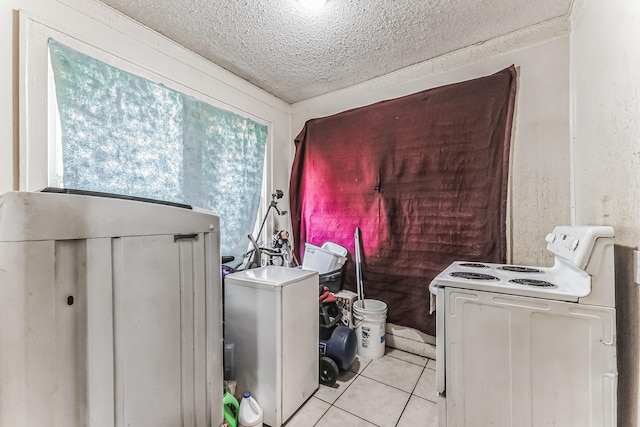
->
[334,290,358,328]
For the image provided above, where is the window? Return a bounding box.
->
[48,39,267,261]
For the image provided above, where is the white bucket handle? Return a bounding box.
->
[352,311,365,328]
[352,300,388,329]
[353,311,387,328]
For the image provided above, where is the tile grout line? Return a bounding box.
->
[311,351,432,426]
[385,351,431,368]
[409,365,427,395]
[324,367,385,427]
[394,391,415,427]
[359,367,423,395]
[335,367,420,425]
[373,363,427,426]
[370,354,429,426]
[310,397,332,427]
[315,362,364,425]
[395,364,427,426]
[314,358,370,406]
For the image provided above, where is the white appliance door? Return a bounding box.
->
[281,277,319,423]
[113,234,211,427]
[434,287,447,427]
[444,288,617,427]
[224,281,279,427]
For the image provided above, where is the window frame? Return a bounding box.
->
[19,10,275,199]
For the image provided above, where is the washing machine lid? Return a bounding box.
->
[225,266,318,290]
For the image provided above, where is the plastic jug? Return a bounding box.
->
[223,392,239,427]
[238,391,263,427]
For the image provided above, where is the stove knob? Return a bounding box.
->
[570,239,579,251]
[545,233,556,243]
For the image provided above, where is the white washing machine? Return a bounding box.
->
[224,266,319,427]
[429,226,617,427]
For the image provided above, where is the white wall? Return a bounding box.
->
[571,1,640,425]
[291,19,573,266]
[571,0,640,246]
[0,0,292,210]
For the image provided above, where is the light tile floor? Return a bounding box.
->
[284,348,438,427]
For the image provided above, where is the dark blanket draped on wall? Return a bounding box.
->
[289,66,517,336]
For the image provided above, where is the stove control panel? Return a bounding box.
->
[546,225,614,269]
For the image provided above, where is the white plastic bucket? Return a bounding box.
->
[353,299,387,359]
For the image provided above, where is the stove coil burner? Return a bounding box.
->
[450,272,500,281]
[498,266,542,273]
[509,278,557,288]
[459,263,490,268]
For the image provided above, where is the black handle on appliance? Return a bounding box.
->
[174,233,199,242]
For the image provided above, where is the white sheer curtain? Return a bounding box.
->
[48,39,267,261]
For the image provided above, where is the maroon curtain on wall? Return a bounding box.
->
[289,66,517,336]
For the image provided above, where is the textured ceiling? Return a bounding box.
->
[97,0,573,103]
